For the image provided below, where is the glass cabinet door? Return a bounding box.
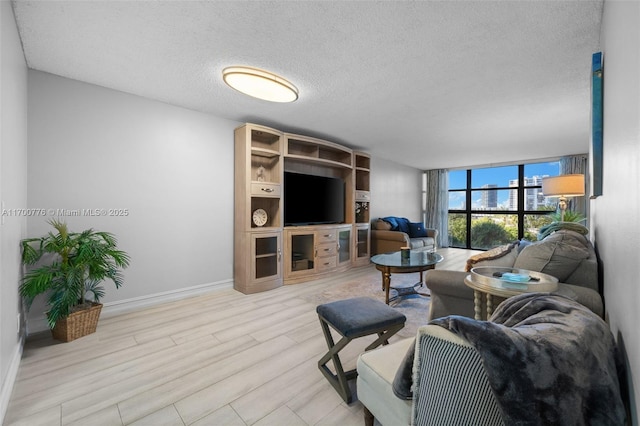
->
[356,226,369,260]
[252,232,281,282]
[290,233,315,273]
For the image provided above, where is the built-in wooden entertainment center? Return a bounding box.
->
[234,123,371,294]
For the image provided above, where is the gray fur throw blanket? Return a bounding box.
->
[431,293,626,425]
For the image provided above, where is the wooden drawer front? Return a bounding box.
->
[317,242,336,257]
[317,231,337,243]
[355,190,370,201]
[251,183,281,197]
[316,256,337,271]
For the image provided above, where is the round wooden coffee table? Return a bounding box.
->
[370,251,443,304]
[464,266,559,320]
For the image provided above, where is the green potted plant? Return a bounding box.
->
[20,219,130,341]
[548,210,586,223]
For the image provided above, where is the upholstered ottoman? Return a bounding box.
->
[316,297,406,403]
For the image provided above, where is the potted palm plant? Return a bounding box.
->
[20,219,130,341]
[548,210,586,223]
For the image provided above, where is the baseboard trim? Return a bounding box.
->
[26,279,234,334]
[101,279,234,318]
[0,337,24,425]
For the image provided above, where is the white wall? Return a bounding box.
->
[593,0,639,421]
[370,157,423,221]
[26,71,240,331]
[0,1,28,421]
[24,71,427,334]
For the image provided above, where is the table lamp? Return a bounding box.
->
[541,174,585,221]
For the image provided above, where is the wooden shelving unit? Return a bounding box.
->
[235,124,371,293]
[353,152,371,266]
[286,135,353,169]
[234,124,284,294]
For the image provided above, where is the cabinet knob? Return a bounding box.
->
[261,187,274,193]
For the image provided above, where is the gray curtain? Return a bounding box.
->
[424,169,449,248]
[560,154,589,221]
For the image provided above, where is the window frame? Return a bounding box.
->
[448,164,556,249]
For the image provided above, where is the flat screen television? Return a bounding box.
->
[284,172,345,226]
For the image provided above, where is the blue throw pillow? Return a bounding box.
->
[382,216,399,231]
[518,239,532,253]
[396,217,410,234]
[408,222,428,238]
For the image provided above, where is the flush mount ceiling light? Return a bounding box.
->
[222,66,298,103]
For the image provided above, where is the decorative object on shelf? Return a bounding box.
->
[20,219,130,342]
[256,165,266,182]
[541,174,585,222]
[222,66,299,103]
[355,201,368,223]
[252,208,268,227]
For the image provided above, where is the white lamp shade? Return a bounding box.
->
[541,174,585,197]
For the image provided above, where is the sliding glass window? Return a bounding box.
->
[448,162,559,250]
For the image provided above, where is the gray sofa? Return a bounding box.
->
[371,218,437,255]
[426,229,603,320]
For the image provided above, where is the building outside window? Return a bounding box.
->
[481,184,498,209]
[448,161,559,250]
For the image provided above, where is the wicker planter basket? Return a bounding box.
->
[51,303,103,342]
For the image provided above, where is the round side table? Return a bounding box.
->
[464,267,559,320]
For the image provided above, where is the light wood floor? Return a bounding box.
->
[4,248,477,426]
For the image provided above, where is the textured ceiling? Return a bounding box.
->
[12,0,603,170]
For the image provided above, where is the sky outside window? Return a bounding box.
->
[523,162,560,184]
